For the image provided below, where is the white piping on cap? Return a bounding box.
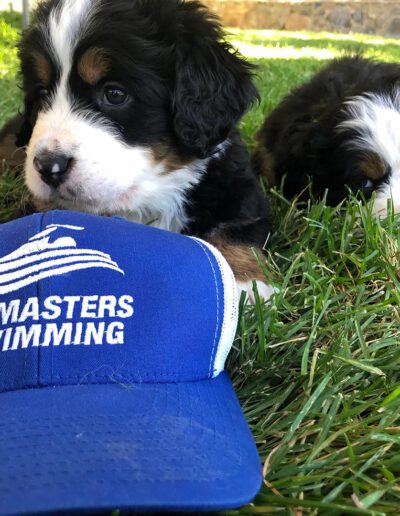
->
[191,238,239,378]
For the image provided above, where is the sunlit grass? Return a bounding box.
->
[232,29,400,61]
[231,41,337,60]
[230,28,400,45]
[229,27,400,516]
[0,13,21,122]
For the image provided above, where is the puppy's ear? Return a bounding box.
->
[173,38,259,158]
[16,102,34,147]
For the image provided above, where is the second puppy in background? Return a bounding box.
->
[253,56,400,216]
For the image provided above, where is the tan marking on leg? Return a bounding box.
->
[207,236,265,282]
[207,236,277,303]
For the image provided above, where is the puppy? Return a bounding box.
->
[253,56,400,216]
[4,0,274,300]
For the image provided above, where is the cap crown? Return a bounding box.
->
[0,212,238,393]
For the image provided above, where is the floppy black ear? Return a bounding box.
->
[16,102,34,147]
[173,40,259,158]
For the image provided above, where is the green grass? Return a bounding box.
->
[1,12,400,516]
[0,11,22,125]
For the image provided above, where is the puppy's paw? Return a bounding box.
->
[237,279,277,304]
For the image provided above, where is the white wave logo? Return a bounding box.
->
[0,224,124,295]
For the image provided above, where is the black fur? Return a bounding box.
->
[253,56,400,205]
[172,2,258,158]
[186,132,271,247]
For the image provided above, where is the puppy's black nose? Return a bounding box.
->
[33,152,72,187]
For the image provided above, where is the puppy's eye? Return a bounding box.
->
[39,87,50,100]
[363,178,374,189]
[103,85,128,106]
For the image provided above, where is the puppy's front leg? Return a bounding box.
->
[207,236,276,304]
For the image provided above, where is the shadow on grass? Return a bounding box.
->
[229,29,400,61]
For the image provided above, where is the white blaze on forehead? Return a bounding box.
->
[48,0,95,68]
[34,0,98,158]
[44,0,96,111]
[339,92,400,171]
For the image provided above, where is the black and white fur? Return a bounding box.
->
[253,56,400,216]
[12,0,273,299]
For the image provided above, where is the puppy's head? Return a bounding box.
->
[18,0,257,224]
[338,92,400,215]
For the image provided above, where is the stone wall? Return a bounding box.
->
[2,0,400,37]
[202,0,400,36]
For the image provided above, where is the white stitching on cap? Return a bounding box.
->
[195,240,238,377]
[190,238,238,378]
[190,239,220,378]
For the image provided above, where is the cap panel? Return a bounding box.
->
[39,211,223,384]
[0,212,259,516]
[0,373,262,514]
[0,211,234,390]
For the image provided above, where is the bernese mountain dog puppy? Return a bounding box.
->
[253,56,400,216]
[3,0,274,300]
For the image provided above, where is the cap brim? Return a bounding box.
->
[0,372,262,515]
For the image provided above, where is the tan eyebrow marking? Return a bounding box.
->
[78,47,111,86]
[359,152,387,180]
[31,51,52,86]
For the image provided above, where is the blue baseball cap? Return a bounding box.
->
[0,210,262,515]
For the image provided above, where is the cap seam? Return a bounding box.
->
[191,239,238,378]
[0,372,229,395]
[48,212,54,385]
[36,213,46,389]
[189,239,220,379]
